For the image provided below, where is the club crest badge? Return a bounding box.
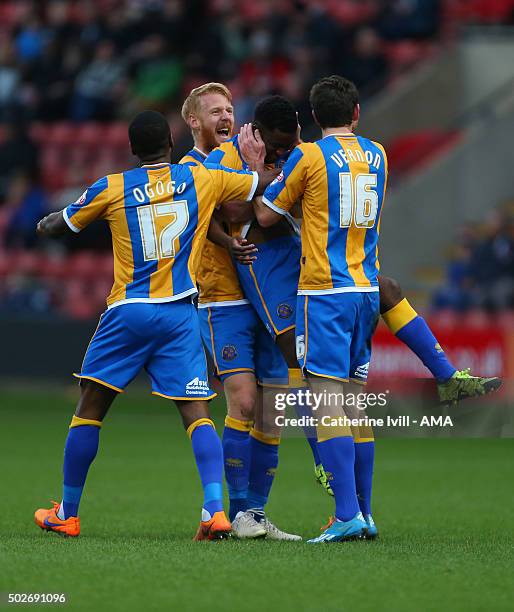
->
[222,344,237,361]
[277,303,293,319]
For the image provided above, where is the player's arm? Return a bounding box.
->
[206,163,279,205]
[256,146,308,228]
[252,196,283,228]
[219,199,255,224]
[207,213,257,264]
[36,211,71,236]
[37,177,110,238]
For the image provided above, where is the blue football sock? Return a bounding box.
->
[222,418,252,521]
[354,441,374,516]
[305,435,321,466]
[317,436,360,522]
[289,369,322,465]
[60,420,101,519]
[247,431,279,511]
[396,316,456,382]
[190,420,224,518]
[383,299,456,383]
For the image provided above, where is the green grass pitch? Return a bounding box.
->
[1,386,513,611]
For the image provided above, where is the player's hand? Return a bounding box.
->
[228,235,258,265]
[238,123,266,171]
[36,216,48,235]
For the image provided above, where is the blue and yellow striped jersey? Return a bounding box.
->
[63,162,257,308]
[206,136,245,171]
[262,133,387,293]
[205,135,299,234]
[179,147,246,305]
[180,147,208,166]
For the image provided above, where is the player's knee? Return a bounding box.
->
[224,374,256,420]
[175,400,211,430]
[227,387,255,420]
[379,275,404,313]
[75,380,117,421]
[233,391,255,420]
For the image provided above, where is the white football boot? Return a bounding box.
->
[231,511,267,539]
[249,510,302,541]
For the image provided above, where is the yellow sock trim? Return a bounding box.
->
[69,415,102,429]
[250,428,281,445]
[224,415,253,432]
[288,368,307,388]
[187,418,215,439]
[317,423,352,443]
[381,298,417,335]
[353,424,374,443]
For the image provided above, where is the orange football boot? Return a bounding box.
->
[193,511,231,541]
[34,501,80,537]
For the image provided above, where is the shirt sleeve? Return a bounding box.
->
[205,145,230,166]
[63,176,110,232]
[205,163,258,204]
[262,145,308,215]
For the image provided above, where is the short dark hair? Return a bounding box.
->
[128,110,171,158]
[254,95,297,134]
[309,76,359,128]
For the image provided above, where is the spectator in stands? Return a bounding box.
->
[70,40,126,121]
[339,27,389,98]
[14,13,50,64]
[0,38,20,122]
[469,211,514,311]
[378,0,441,40]
[0,117,38,204]
[433,211,514,313]
[3,171,48,250]
[32,39,82,121]
[432,237,475,311]
[128,34,181,112]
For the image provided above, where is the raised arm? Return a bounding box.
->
[36,211,72,237]
[257,145,308,228]
[37,177,110,238]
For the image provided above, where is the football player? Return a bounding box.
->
[180,83,301,541]
[34,111,275,540]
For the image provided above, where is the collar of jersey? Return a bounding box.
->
[323,132,355,138]
[193,146,208,159]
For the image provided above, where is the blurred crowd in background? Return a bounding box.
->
[433,204,514,313]
[1,0,514,319]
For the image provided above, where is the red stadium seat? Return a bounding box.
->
[29,123,52,144]
[66,252,99,281]
[61,278,99,320]
[37,254,68,280]
[0,249,10,277]
[462,309,491,329]
[385,41,436,77]
[98,254,114,280]
[8,250,39,275]
[387,130,461,175]
[47,123,77,147]
[41,146,66,191]
[0,2,22,31]
[103,123,128,148]
[76,123,104,148]
[93,279,112,305]
[430,309,458,329]
[495,310,514,330]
